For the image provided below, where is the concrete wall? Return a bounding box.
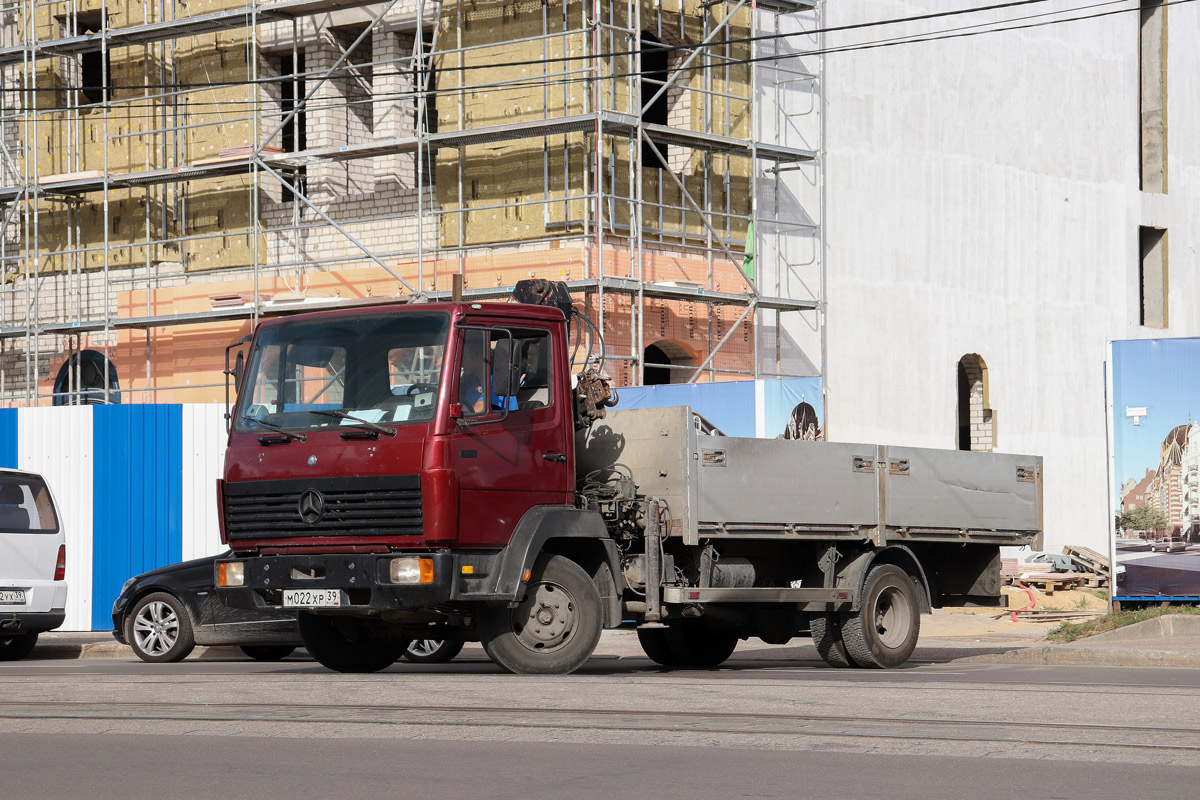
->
[822,1,1200,553]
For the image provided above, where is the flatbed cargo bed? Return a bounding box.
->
[578,406,1042,549]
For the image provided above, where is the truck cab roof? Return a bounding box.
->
[252,300,567,331]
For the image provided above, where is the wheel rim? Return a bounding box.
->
[408,639,443,658]
[132,601,179,656]
[872,586,912,649]
[509,580,576,653]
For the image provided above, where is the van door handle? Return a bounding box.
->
[543,452,567,462]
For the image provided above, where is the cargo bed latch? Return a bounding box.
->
[853,455,876,473]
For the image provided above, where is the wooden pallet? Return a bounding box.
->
[1063,544,1110,574]
[1001,558,1021,583]
[1021,572,1086,594]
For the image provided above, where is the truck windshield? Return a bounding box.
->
[233,311,450,434]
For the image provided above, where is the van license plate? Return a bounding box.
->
[282,589,342,608]
[0,590,26,604]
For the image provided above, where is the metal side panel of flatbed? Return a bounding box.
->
[578,406,697,540]
[882,445,1042,542]
[692,435,879,536]
[578,406,1042,547]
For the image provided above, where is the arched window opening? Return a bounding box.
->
[643,340,693,385]
[956,354,992,452]
[640,31,670,170]
[53,350,121,406]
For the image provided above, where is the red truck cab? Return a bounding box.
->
[216,300,620,674]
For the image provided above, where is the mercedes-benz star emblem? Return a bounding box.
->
[298,490,325,525]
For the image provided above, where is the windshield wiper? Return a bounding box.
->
[241,416,307,443]
[311,409,398,438]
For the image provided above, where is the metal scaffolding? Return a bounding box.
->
[0,0,823,405]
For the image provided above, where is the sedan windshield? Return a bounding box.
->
[234,311,449,434]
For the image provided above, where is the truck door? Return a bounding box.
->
[450,325,572,547]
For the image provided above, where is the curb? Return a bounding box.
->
[953,646,1200,668]
[30,642,281,661]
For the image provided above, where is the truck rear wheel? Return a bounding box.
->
[479,554,602,675]
[638,621,738,668]
[297,613,407,673]
[808,612,854,668]
[636,627,679,666]
[664,620,739,668]
[840,564,921,669]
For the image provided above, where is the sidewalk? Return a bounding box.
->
[952,612,1200,668]
[24,610,1200,668]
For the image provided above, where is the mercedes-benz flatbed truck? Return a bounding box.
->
[215,282,1041,674]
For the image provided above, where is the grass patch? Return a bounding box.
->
[1046,605,1200,643]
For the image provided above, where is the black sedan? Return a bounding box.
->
[111,553,465,664]
[112,552,300,663]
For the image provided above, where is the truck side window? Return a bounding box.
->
[457,328,552,417]
[458,329,491,417]
[514,330,552,411]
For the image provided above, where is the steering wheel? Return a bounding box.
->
[406,383,437,395]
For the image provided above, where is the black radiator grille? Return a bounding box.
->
[225,475,421,540]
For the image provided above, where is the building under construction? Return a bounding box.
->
[0,0,822,405]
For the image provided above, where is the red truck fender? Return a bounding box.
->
[487,505,623,627]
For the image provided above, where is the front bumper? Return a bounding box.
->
[215,552,498,613]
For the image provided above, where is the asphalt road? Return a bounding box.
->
[3,650,1198,799]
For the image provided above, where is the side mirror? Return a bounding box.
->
[224,334,252,430]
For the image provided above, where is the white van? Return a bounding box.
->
[0,469,67,660]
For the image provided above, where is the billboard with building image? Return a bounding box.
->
[1111,338,1200,601]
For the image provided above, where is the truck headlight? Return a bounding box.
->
[389,557,434,584]
[218,561,245,587]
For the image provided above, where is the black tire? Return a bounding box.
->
[403,639,464,664]
[0,632,38,661]
[297,613,407,673]
[808,612,854,668]
[127,592,196,663]
[239,645,297,661]
[479,554,602,675]
[663,620,739,668]
[841,564,921,669]
[636,627,679,666]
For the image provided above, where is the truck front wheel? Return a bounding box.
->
[297,613,407,673]
[840,564,921,669]
[479,554,602,675]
